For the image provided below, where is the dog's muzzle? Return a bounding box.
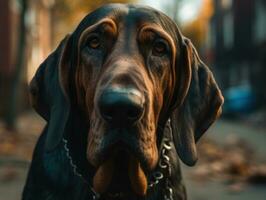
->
[98,87,145,126]
[92,87,149,196]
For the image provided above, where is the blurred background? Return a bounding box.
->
[0,0,266,199]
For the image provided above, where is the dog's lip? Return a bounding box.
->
[94,141,151,173]
[88,126,158,172]
[89,129,154,173]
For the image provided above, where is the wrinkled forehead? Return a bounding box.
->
[70,4,183,63]
[74,4,173,36]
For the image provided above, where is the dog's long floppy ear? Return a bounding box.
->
[29,35,72,152]
[171,38,224,166]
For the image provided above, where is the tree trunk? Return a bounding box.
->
[5,0,28,129]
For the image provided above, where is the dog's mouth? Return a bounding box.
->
[93,149,148,197]
[88,85,158,197]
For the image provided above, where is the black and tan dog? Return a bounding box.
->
[22,4,223,200]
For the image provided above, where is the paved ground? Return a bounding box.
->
[0,114,265,200]
[185,119,266,200]
[0,162,28,200]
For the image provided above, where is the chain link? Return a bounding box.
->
[163,120,174,200]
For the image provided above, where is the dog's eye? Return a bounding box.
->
[87,35,100,49]
[152,40,168,56]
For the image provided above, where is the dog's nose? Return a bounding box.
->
[98,88,144,124]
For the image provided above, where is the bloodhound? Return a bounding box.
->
[22,4,223,200]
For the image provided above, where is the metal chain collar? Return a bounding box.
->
[63,119,173,200]
[148,137,173,200]
[62,138,100,200]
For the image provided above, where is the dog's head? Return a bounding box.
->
[29,4,223,197]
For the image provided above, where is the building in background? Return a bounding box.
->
[207,0,266,108]
[0,0,53,118]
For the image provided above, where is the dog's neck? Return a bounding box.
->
[62,119,174,200]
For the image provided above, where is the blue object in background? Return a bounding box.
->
[223,85,256,115]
